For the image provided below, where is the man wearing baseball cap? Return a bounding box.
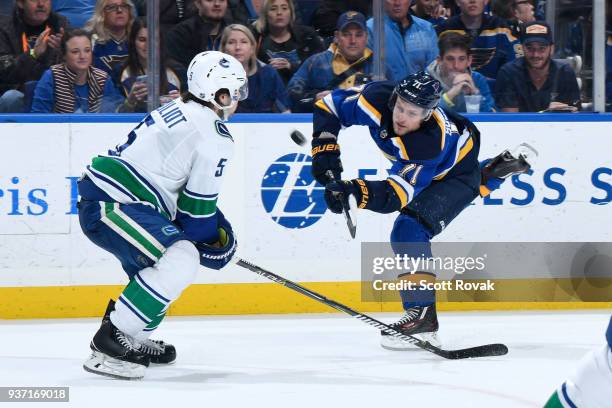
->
[288,11,389,112]
[495,21,581,112]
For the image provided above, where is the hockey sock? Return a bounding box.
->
[398,271,436,308]
[111,240,200,340]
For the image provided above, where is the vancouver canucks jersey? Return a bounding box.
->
[313,81,479,208]
[84,99,234,242]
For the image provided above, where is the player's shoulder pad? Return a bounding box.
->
[214,120,234,142]
[358,80,395,118]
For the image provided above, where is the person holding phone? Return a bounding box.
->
[117,17,182,112]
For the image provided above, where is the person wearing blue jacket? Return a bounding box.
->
[366,0,438,81]
[427,32,495,112]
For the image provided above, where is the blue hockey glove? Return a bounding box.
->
[311,132,343,186]
[195,210,237,270]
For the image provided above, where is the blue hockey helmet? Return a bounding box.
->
[389,71,442,112]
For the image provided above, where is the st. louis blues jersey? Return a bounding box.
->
[313,81,480,208]
[83,99,234,242]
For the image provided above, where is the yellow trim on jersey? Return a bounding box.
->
[481,27,517,42]
[392,137,410,160]
[456,135,474,163]
[387,178,408,208]
[379,149,397,161]
[479,185,492,197]
[432,110,446,150]
[357,95,382,125]
[315,98,332,114]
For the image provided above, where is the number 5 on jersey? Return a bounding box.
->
[215,159,228,177]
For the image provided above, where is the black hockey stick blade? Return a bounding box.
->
[236,258,508,360]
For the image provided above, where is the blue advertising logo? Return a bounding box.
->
[261,153,327,228]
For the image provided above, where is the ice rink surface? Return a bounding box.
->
[1,310,610,408]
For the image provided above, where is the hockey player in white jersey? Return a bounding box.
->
[77,51,248,380]
[543,316,612,408]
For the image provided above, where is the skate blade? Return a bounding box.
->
[83,351,146,380]
[380,332,441,351]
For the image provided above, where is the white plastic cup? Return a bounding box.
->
[464,94,482,113]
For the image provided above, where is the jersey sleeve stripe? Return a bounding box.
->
[391,138,410,160]
[322,93,339,117]
[183,189,218,199]
[176,207,217,219]
[388,175,414,207]
[432,110,446,149]
[315,98,333,114]
[177,190,217,217]
[357,95,382,126]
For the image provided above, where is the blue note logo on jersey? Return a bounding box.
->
[261,154,327,228]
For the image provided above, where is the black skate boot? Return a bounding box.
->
[381,304,440,351]
[83,318,150,380]
[481,143,538,183]
[103,299,177,365]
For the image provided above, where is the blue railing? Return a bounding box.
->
[1,112,612,124]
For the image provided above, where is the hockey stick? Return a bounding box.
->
[235,258,508,360]
[290,130,356,239]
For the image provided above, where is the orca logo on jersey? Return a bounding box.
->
[261,153,327,228]
[215,120,233,141]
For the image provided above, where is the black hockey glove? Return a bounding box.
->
[195,210,237,270]
[311,132,343,186]
[325,179,368,214]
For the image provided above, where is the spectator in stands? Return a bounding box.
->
[53,0,97,28]
[436,0,522,84]
[31,28,123,112]
[227,0,261,25]
[221,23,290,112]
[311,0,370,39]
[491,0,535,37]
[84,0,136,77]
[427,32,495,112]
[287,11,385,112]
[0,0,68,112]
[0,2,14,16]
[116,18,182,112]
[410,0,447,28]
[495,21,580,112]
[251,0,325,84]
[607,28,611,111]
[367,0,438,81]
[165,0,233,72]
[133,1,198,32]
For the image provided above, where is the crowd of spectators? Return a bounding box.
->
[0,0,606,114]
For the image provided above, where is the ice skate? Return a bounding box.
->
[102,299,176,365]
[83,318,150,380]
[482,143,538,181]
[381,305,440,351]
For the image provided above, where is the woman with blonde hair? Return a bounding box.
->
[84,0,136,76]
[221,24,290,113]
[251,0,324,84]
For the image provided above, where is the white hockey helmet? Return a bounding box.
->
[186,51,248,118]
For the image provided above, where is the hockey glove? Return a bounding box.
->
[195,210,237,270]
[311,132,343,186]
[325,179,366,214]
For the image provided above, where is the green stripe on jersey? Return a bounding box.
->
[122,278,167,322]
[543,391,565,408]
[177,190,217,217]
[91,156,168,217]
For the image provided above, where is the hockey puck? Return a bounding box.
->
[290,130,307,146]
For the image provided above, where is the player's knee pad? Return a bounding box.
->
[139,240,199,300]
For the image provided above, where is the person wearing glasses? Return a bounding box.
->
[84,0,136,77]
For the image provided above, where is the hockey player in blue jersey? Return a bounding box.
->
[310,71,534,349]
[77,51,248,380]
